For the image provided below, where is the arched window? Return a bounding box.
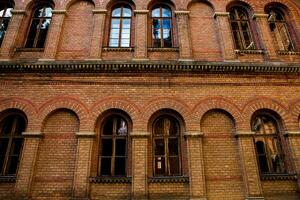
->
[0,112,26,175]
[99,114,128,176]
[25,5,53,48]
[229,7,255,50]
[151,5,173,48]
[267,9,294,51]
[252,114,286,174]
[0,4,13,46]
[109,5,132,47]
[153,115,181,176]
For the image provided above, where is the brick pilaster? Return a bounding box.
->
[89,10,107,59]
[14,132,42,198]
[133,10,148,60]
[185,131,206,200]
[175,11,192,60]
[72,131,96,199]
[253,14,277,60]
[41,10,66,60]
[214,12,235,61]
[0,10,25,59]
[131,131,150,199]
[235,132,264,200]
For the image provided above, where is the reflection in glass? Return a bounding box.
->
[0,7,12,46]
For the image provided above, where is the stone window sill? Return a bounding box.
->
[15,47,44,52]
[148,176,189,183]
[102,47,134,52]
[277,50,300,55]
[148,47,179,52]
[0,175,16,182]
[235,49,264,55]
[89,176,132,183]
[261,173,297,181]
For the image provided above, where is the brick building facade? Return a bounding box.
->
[0,0,300,199]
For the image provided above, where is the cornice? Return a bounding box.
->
[175,11,190,15]
[0,61,300,74]
[134,10,149,14]
[213,12,230,18]
[252,13,269,19]
[11,10,26,15]
[52,10,66,14]
[92,9,107,14]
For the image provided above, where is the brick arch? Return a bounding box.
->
[191,97,242,131]
[262,0,300,16]
[64,0,95,10]
[225,0,254,12]
[242,97,292,131]
[186,0,215,11]
[90,97,141,130]
[0,98,37,131]
[24,0,55,11]
[141,97,190,130]
[288,99,300,131]
[38,96,90,131]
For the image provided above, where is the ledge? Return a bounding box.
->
[261,174,297,181]
[277,50,300,55]
[89,176,131,183]
[130,131,150,138]
[252,13,269,19]
[175,11,190,15]
[235,49,264,55]
[184,131,204,138]
[148,48,179,52]
[92,9,107,14]
[134,10,149,14]
[22,132,43,137]
[15,47,44,52]
[0,175,16,182]
[284,131,300,137]
[52,10,66,14]
[76,131,96,138]
[235,132,255,137]
[11,10,26,15]
[213,12,230,18]
[148,176,189,183]
[102,47,134,52]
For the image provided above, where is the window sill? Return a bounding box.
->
[102,47,134,52]
[235,49,264,55]
[15,47,44,52]
[89,176,132,183]
[148,47,179,52]
[0,175,16,182]
[148,176,189,183]
[277,50,300,55]
[261,173,297,181]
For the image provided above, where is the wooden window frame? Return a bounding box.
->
[0,4,13,46]
[25,5,53,48]
[108,5,133,48]
[0,112,26,176]
[229,7,255,50]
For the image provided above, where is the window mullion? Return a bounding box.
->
[33,18,42,48]
[238,20,246,49]
[3,117,16,175]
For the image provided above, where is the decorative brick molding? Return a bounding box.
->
[252,14,269,19]
[11,10,26,15]
[148,47,179,52]
[284,131,300,137]
[175,11,190,15]
[130,131,150,138]
[261,174,297,180]
[213,12,230,18]
[90,176,131,183]
[15,48,44,52]
[277,50,300,55]
[245,197,265,200]
[75,131,96,137]
[102,47,134,52]
[52,10,66,14]
[133,10,149,14]
[235,49,265,55]
[92,9,107,14]
[22,132,43,137]
[235,131,255,137]
[184,131,204,138]
[148,176,189,183]
[0,176,16,182]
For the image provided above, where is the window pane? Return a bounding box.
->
[256,141,265,154]
[168,156,180,175]
[162,19,171,29]
[7,156,19,175]
[103,117,113,135]
[121,32,130,39]
[115,157,126,175]
[152,8,160,17]
[123,8,131,17]
[168,138,178,156]
[0,139,8,156]
[155,139,164,155]
[122,19,131,29]
[120,39,130,47]
[102,139,113,156]
[109,39,119,47]
[1,116,14,135]
[11,139,23,155]
[25,20,39,48]
[153,38,161,47]
[14,116,26,135]
[101,157,111,175]
[44,7,53,17]
[155,156,165,175]
[116,139,126,156]
[152,19,161,29]
[4,8,12,17]
[36,25,49,48]
[122,29,130,34]
[153,29,161,40]
[110,31,120,39]
[34,8,44,18]
[112,8,121,17]
[162,8,171,17]
[258,155,269,173]
[111,19,120,28]
[163,29,170,39]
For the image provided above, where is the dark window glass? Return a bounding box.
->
[99,115,128,176]
[151,6,173,48]
[0,113,26,176]
[25,6,52,48]
[0,6,13,46]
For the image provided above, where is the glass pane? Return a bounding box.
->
[102,139,113,156]
[117,118,127,135]
[103,117,113,135]
[163,29,170,39]
[256,141,265,154]
[109,39,119,47]
[162,19,171,29]
[123,8,131,17]
[0,156,3,174]
[152,19,160,29]
[115,157,126,175]
[231,22,239,31]
[101,157,111,175]
[110,30,120,39]
[152,8,160,17]
[120,39,130,47]
[37,25,49,48]
[7,155,19,175]
[237,10,247,20]
[168,157,180,175]
[34,7,44,18]
[155,139,164,155]
[122,19,131,29]
[154,118,163,135]
[258,155,269,173]
[168,138,178,156]
[162,8,171,17]
[0,9,4,17]
[122,28,130,34]
[233,30,242,49]
[15,116,26,135]
[111,19,120,28]
[229,11,236,20]
[1,116,14,135]
[116,139,126,156]
[0,139,9,155]
[4,8,12,17]
[155,156,165,175]
[112,8,121,17]
[153,29,161,40]
[153,38,161,47]
[44,7,53,17]
[25,20,39,48]
[121,32,130,39]
[11,139,23,155]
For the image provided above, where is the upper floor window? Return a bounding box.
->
[0,5,13,46]
[252,114,287,174]
[153,115,181,176]
[229,7,255,50]
[267,9,294,51]
[109,5,132,47]
[0,112,26,176]
[99,114,128,176]
[151,6,173,48]
[25,5,53,48]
